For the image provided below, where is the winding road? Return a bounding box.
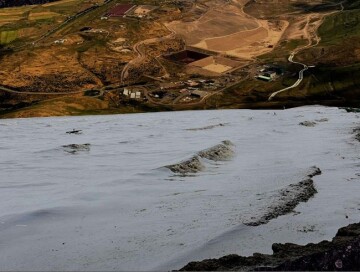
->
[268,53,309,101]
[120,25,176,84]
[268,2,345,101]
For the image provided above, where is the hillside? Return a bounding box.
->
[0,0,59,8]
[0,0,359,118]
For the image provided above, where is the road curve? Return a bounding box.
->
[268,54,308,101]
[120,26,176,83]
[268,2,344,101]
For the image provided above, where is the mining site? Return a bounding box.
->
[0,0,359,117]
[1,0,360,271]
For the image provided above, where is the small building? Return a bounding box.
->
[264,71,277,79]
[256,75,272,82]
[191,90,208,98]
[186,80,200,87]
[123,88,129,96]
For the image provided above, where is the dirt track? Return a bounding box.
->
[268,2,345,101]
[120,25,176,83]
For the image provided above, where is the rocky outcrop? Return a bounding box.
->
[180,222,360,271]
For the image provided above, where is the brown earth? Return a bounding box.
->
[1,95,108,118]
[0,47,101,92]
[0,0,358,118]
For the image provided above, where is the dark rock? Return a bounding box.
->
[342,107,360,113]
[66,129,82,135]
[62,143,90,154]
[299,121,317,127]
[180,223,360,271]
[353,128,360,142]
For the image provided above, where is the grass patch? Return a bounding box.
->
[303,63,360,99]
[0,30,18,44]
[319,9,360,45]
[28,11,60,21]
[258,39,307,61]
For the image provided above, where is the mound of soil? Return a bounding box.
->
[180,222,360,271]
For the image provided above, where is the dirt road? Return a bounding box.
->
[268,2,345,101]
[120,25,176,83]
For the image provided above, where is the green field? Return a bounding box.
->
[319,9,360,45]
[300,63,360,99]
[0,30,18,44]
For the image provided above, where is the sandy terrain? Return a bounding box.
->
[0,48,101,92]
[167,1,289,59]
[194,19,288,59]
[166,4,259,45]
[0,17,21,26]
[203,63,233,73]
[133,5,157,15]
[113,37,126,43]
[28,11,60,20]
[189,56,242,74]
[197,27,268,51]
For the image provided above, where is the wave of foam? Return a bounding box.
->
[186,123,229,131]
[198,140,234,161]
[165,156,204,175]
[164,141,234,175]
[244,166,321,226]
